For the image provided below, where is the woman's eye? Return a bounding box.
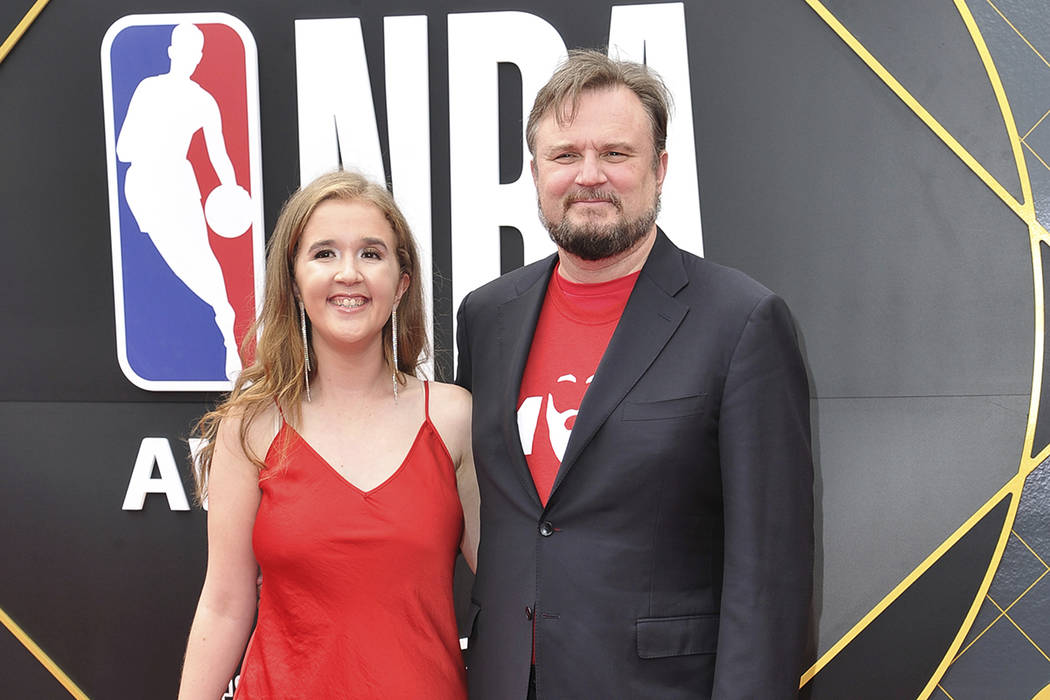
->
[361,248,383,260]
[313,249,335,259]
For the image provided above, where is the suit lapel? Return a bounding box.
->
[549,231,689,499]
[497,255,558,509]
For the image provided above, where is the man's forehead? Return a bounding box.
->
[535,88,650,147]
[549,85,633,125]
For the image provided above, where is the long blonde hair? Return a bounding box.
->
[192,170,429,501]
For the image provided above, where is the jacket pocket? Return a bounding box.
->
[623,394,706,421]
[636,613,719,659]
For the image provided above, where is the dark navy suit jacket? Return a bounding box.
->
[456,230,813,699]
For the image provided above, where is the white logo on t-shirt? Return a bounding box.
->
[518,373,594,461]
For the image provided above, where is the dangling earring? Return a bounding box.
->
[391,304,399,404]
[299,300,311,402]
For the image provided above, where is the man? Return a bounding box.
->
[456,50,813,699]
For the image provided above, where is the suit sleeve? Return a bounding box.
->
[711,293,814,699]
[455,292,474,392]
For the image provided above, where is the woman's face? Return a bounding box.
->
[293,198,408,358]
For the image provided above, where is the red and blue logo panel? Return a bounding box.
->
[102,13,264,391]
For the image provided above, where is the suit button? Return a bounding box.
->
[539,521,554,537]
[525,606,534,620]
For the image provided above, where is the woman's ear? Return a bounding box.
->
[395,272,410,305]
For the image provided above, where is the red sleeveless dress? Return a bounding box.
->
[234,382,467,699]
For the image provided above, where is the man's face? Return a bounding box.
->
[531,85,667,261]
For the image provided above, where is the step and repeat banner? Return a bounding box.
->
[2,1,1049,697]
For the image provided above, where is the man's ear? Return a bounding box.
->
[655,151,668,192]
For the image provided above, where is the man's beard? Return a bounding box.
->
[539,188,660,261]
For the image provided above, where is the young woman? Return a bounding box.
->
[177,171,479,699]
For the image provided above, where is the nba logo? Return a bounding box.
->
[101,13,264,391]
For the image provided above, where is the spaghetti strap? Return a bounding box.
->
[273,399,285,434]
[423,380,431,421]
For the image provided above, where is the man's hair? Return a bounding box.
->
[525,49,673,162]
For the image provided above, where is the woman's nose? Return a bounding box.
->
[334,256,363,283]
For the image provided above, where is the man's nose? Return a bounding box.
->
[575,152,607,187]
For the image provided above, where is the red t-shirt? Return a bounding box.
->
[518,265,640,504]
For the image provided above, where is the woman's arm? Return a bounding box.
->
[456,434,480,574]
[177,410,267,699]
[429,382,480,573]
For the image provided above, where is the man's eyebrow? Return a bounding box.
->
[542,141,577,156]
[542,140,637,155]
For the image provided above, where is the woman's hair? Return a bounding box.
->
[192,170,429,501]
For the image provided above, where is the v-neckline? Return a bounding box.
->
[284,419,429,496]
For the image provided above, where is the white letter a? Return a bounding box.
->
[122,437,191,511]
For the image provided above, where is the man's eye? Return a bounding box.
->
[604,151,628,161]
[554,153,577,161]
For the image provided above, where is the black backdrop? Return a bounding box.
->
[2,1,1049,697]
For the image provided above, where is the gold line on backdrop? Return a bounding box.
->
[4,3,100,696]
[951,531,1049,661]
[802,1,1049,696]
[987,0,1050,71]
[0,0,52,65]
[0,605,89,699]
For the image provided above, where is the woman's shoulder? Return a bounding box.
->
[424,381,472,457]
[215,400,283,460]
[427,380,471,410]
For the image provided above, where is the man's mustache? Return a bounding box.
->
[564,189,622,209]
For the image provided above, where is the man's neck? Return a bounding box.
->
[556,228,657,284]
